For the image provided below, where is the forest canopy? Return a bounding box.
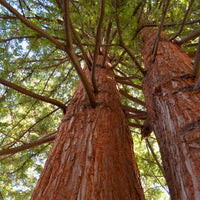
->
[0,0,199,199]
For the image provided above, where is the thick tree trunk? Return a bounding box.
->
[142,29,200,200]
[31,55,145,200]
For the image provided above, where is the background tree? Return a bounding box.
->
[0,0,199,199]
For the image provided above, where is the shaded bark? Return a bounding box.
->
[142,28,200,200]
[31,55,145,200]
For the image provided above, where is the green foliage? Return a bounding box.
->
[0,0,199,199]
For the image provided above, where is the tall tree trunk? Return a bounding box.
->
[142,28,200,200]
[31,55,145,200]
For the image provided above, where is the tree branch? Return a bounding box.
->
[169,0,195,41]
[176,29,200,45]
[121,105,147,114]
[0,135,55,156]
[116,79,142,90]
[146,139,165,176]
[63,0,72,49]
[151,0,170,62]
[62,0,96,107]
[102,20,112,67]
[0,78,66,111]
[91,0,105,92]
[119,89,145,106]
[128,122,142,129]
[114,0,145,75]
[0,0,66,50]
[193,37,200,78]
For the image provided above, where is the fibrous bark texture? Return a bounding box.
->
[142,28,200,200]
[31,55,145,200]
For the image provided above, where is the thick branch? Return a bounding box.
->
[62,0,96,107]
[63,0,72,49]
[102,20,112,67]
[192,37,200,78]
[91,0,105,92]
[151,0,170,62]
[0,78,66,111]
[0,135,56,156]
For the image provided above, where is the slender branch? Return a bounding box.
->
[0,78,66,111]
[115,74,142,81]
[0,135,55,156]
[8,107,61,149]
[91,0,105,92]
[132,19,200,41]
[146,139,165,177]
[119,89,145,106]
[126,113,147,120]
[0,0,66,50]
[169,0,195,41]
[70,21,91,70]
[0,35,41,42]
[111,50,126,69]
[116,79,142,90]
[176,29,200,45]
[121,105,147,114]
[128,122,142,129]
[114,0,145,75]
[151,0,170,62]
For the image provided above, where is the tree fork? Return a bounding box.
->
[142,28,200,199]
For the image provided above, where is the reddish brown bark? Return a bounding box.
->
[31,55,145,200]
[142,28,200,200]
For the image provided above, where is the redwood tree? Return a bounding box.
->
[0,0,200,199]
[142,28,200,199]
[31,55,145,199]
